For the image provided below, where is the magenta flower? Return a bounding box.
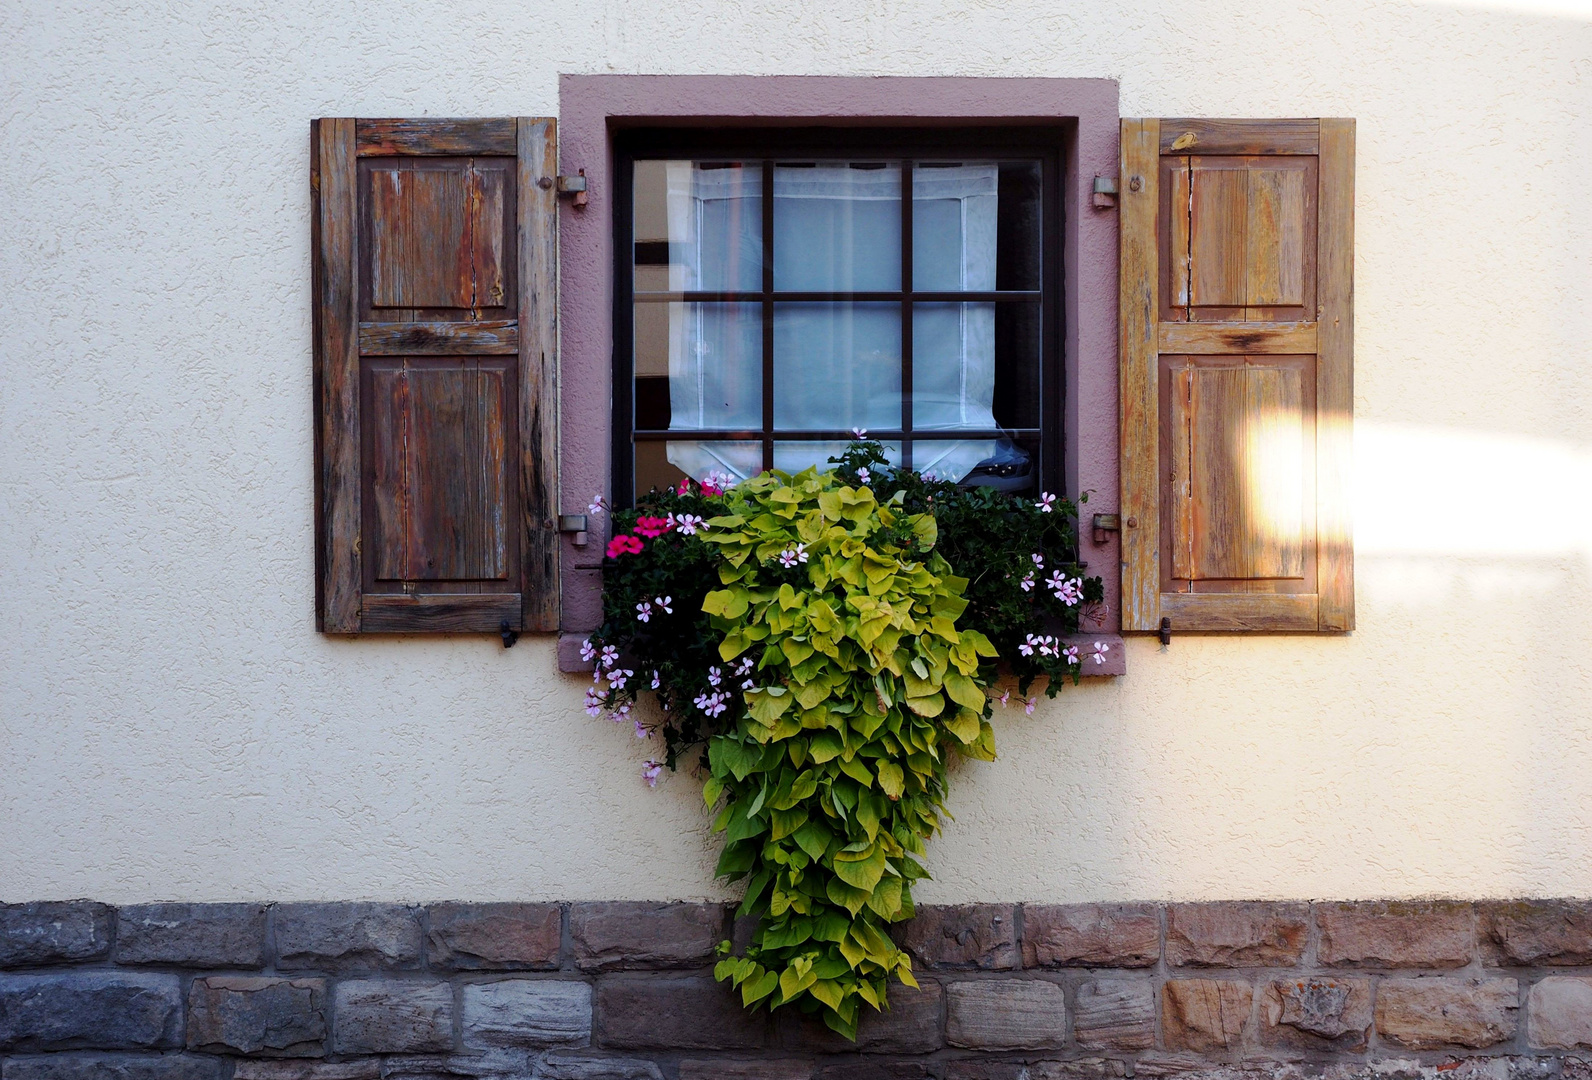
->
[606,534,644,559]
[633,515,673,538]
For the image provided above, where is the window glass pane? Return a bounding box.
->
[912,302,998,432]
[633,160,762,293]
[994,161,1043,291]
[912,163,999,292]
[637,440,763,497]
[773,302,900,431]
[992,302,1042,430]
[634,301,762,432]
[914,435,1039,491]
[775,441,901,477]
[773,163,901,291]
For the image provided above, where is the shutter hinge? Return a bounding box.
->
[1092,175,1118,209]
[559,513,590,547]
[556,170,588,209]
[1091,513,1121,545]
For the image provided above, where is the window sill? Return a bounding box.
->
[558,631,1125,678]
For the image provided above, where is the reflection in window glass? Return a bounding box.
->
[774,164,901,292]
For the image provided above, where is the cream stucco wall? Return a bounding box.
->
[2,0,1590,903]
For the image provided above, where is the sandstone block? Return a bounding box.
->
[818,1065,933,1080]
[331,979,454,1054]
[1528,976,1592,1048]
[1375,978,1518,1048]
[379,1053,531,1078]
[571,903,721,971]
[115,903,267,968]
[1021,904,1160,968]
[274,903,422,971]
[0,972,181,1051]
[535,1054,664,1080]
[427,903,562,970]
[232,1065,381,1080]
[895,904,1015,970]
[946,979,1066,1050]
[772,979,942,1053]
[940,1065,1126,1080]
[0,902,113,968]
[1481,901,1592,966]
[678,1061,814,1080]
[1260,976,1370,1050]
[461,979,590,1048]
[1,1055,222,1080]
[186,976,325,1056]
[1316,901,1472,968]
[1166,903,1307,968]
[597,976,765,1050]
[1161,979,1253,1052]
[1075,978,1155,1050]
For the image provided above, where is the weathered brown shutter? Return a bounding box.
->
[313,118,558,634]
[1120,119,1353,632]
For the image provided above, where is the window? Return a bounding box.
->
[614,129,1063,503]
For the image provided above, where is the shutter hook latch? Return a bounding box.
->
[500,621,520,649]
[1159,617,1172,647]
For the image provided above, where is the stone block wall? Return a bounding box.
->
[5,900,1592,1078]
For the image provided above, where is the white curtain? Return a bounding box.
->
[664,161,1000,483]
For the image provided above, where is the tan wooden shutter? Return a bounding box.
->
[312,118,558,634]
[1120,119,1353,633]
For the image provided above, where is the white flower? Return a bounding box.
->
[707,666,722,687]
[857,468,870,485]
[1019,633,1037,657]
[1063,645,1080,665]
[1036,491,1057,513]
[673,514,705,536]
[1052,576,1083,606]
[651,670,661,690]
[608,668,634,691]
[656,595,673,614]
[742,679,755,690]
[587,493,608,515]
[635,601,652,623]
[579,637,597,662]
[1032,553,1045,568]
[600,645,620,669]
[1091,641,1110,665]
[852,427,868,438]
[1019,573,1036,592]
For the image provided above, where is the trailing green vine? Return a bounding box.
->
[582,441,1106,1038]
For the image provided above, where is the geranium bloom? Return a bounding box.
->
[999,689,1011,707]
[1025,697,1038,715]
[1091,641,1110,665]
[633,516,673,538]
[1019,573,1035,592]
[1019,634,1037,657]
[608,668,634,691]
[1032,553,1045,568]
[634,719,647,739]
[642,761,663,787]
[655,596,673,614]
[777,544,808,568]
[635,601,652,623]
[1062,645,1080,665]
[856,468,870,485]
[650,671,661,690]
[1052,576,1083,606]
[1036,491,1056,513]
[606,534,644,558]
[672,514,705,536]
[588,493,608,515]
[584,687,607,717]
[599,645,620,669]
[676,478,691,495]
[707,666,722,687]
[579,638,597,662]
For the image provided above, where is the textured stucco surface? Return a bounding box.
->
[1,0,1590,902]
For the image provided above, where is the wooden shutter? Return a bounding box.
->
[1120,119,1353,632]
[313,118,558,634]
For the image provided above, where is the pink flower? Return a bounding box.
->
[1019,573,1035,592]
[599,645,620,669]
[642,761,663,787]
[1036,492,1056,513]
[998,689,1011,707]
[635,601,652,623]
[634,515,673,538]
[856,468,871,485]
[606,534,644,558]
[1025,697,1038,715]
[673,514,705,536]
[707,666,722,687]
[1062,645,1080,665]
[579,638,597,662]
[608,668,634,691]
[651,671,661,690]
[676,478,692,495]
[634,719,648,738]
[584,687,607,717]
[1091,641,1110,665]
[1032,553,1045,568]
[588,493,608,515]
[852,428,868,438]
[777,544,808,568]
[1051,575,1083,606]
[1019,634,1037,657]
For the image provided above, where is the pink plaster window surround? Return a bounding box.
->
[555,75,1125,675]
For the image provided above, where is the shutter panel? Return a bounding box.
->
[313,118,558,634]
[1120,118,1353,633]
